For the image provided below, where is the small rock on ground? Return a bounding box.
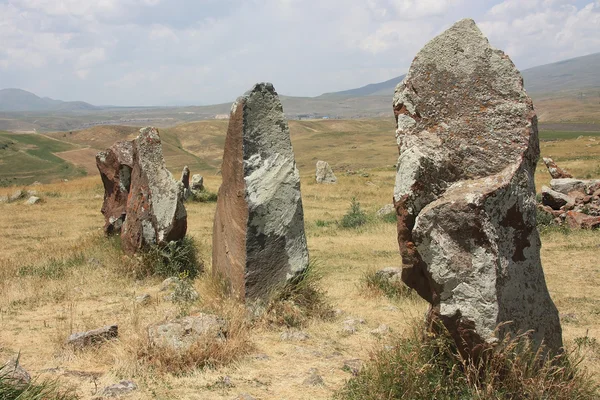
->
[24,196,40,205]
[280,330,310,342]
[376,204,395,217]
[370,324,390,336]
[1,357,31,386]
[100,380,137,398]
[342,359,364,376]
[136,294,151,305]
[303,368,324,386]
[68,325,118,349]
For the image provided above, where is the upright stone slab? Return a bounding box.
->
[96,141,134,235]
[181,165,191,200]
[121,127,187,255]
[212,83,309,301]
[315,160,337,183]
[393,19,562,356]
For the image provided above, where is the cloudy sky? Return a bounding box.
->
[1,0,599,106]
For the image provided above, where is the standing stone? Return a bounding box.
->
[543,157,572,179]
[181,165,191,200]
[315,160,337,183]
[96,141,134,235]
[393,19,562,356]
[191,174,204,192]
[121,127,187,255]
[212,83,309,301]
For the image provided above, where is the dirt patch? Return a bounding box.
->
[55,148,99,174]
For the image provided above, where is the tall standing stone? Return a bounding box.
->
[181,165,191,200]
[121,127,187,255]
[96,141,134,235]
[212,83,309,301]
[315,160,337,184]
[393,19,562,356]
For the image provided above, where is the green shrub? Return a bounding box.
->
[537,207,556,228]
[315,219,335,227]
[337,323,599,400]
[189,190,218,203]
[0,371,77,400]
[381,211,397,224]
[362,270,417,301]
[340,197,368,228]
[264,261,332,328]
[140,237,203,279]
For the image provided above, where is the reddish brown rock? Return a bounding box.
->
[393,19,562,357]
[212,83,309,301]
[565,211,600,229]
[96,141,134,234]
[542,157,572,179]
[121,127,187,255]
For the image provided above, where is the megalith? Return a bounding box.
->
[315,160,337,183]
[121,127,187,255]
[181,165,191,200]
[393,19,562,356]
[212,83,309,301]
[96,141,134,235]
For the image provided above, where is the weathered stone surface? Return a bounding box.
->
[315,160,337,183]
[342,359,364,376]
[181,166,191,200]
[96,141,134,235]
[212,83,309,301]
[68,325,118,349]
[147,314,227,351]
[9,190,23,202]
[100,380,137,398]
[393,19,562,356]
[376,204,395,217]
[1,357,31,387]
[541,186,571,210]
[303,368,324,386]
[121,127,187,255]
[375,267,403,283]
[565,211,600,229]
[24,196,40,205]
[191,174,204,191]
[542,157,572,179]
[280,329,310,342]
[550,178,600,195]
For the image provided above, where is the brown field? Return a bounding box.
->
[54,148,101,175]
[1,122,600,399]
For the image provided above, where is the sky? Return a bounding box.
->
[0,0,599,106]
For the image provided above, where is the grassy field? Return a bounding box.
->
[0,131,87,186]
[0,119,599,399]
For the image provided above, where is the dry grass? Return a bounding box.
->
[0,126,599,399]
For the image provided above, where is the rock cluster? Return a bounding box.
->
[540,177,600,229]
[393,19,562,356]
[315,160,337,183]
[96,127,187,254]
[212,83,309,301]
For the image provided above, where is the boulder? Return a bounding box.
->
[565,211,600,229]
[375,267,402,283]
[96,141,134,235]
[147,314,227,351]
[376,204,395,217]
[9,190,23,202]
[121,127,187,255]
[541,186,572,210]
[212,83,309,301]
[393,19,562,356]
[550,178,600,195]
[542,157,572,179]
[24,196,40,205]
[191,174,204,191]
[100,380,137,398]
[68,325,118,349]
[315,160,337,183]
[0,357,31,387]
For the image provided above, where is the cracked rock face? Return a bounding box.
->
[315,160,337,183]
[121,127,187,254]
[212,83,309,301]
[393,19,562,356]
[96,141,133,235]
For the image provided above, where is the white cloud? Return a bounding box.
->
[0,0,598,105]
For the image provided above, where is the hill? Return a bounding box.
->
[0,88,96,112]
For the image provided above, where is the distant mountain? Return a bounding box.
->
[323,52,600,98]
[320,75,405,98]
[0,88,96,112]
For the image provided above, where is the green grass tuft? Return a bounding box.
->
[340,197,368,228]
[139,237,203,279]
